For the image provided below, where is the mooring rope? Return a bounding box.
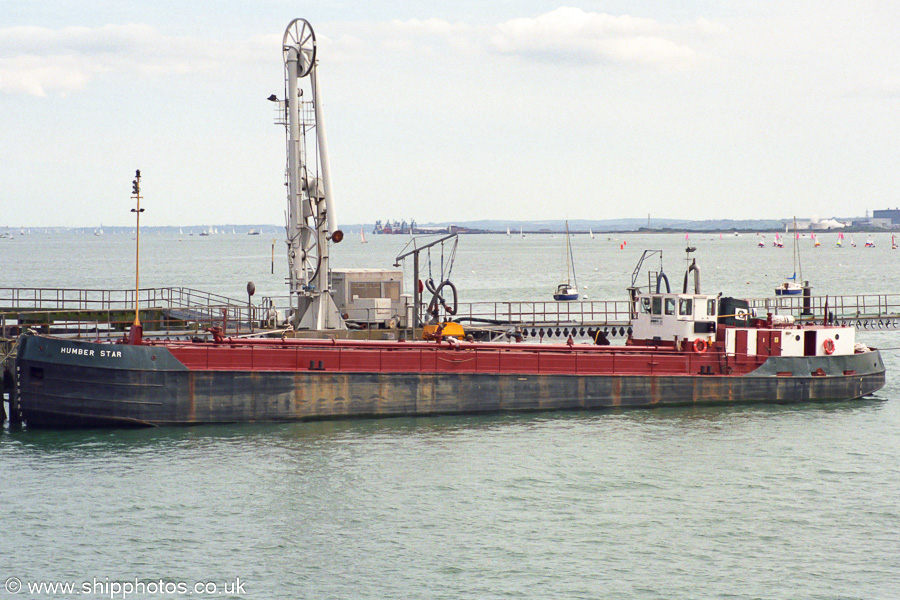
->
[0,337,19,364]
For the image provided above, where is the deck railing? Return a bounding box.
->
[452,300,634,326]
[0,286,245,312]
[748,294,900,323]
[4,286,900,338]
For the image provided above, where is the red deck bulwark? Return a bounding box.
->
[162,339,758,377]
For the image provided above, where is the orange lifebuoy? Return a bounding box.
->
[693,338,707,353]
[823,338,835,355]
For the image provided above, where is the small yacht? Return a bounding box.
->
[553,221,579,301]
[775,219,804,296]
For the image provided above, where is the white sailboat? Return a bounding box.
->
[775,219,803,296]
[589,228,594,239]
[360,227,367,243]
[520,226,525,238]
[553,221,579,301]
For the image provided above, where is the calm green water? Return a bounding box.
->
[2,232,899,599]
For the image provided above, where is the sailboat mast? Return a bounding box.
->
[565,221,577,287]
[794,217,802,282]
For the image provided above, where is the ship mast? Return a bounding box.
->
[128,169,145,344]
[278,18,345,330]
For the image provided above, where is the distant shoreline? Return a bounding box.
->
[5,224,896,235]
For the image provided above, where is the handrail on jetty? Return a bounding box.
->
[0,286,243,312]
[4,286,900,339]
[453,294,900,328]
[748,293,900,325]
[0,287,258,338]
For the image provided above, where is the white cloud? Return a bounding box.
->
[843,77,900,99]
[321,18,479,61]
[0,24,275,96]
[0,10,723,97]
[0,54,95,96]
[489,7,711,70]
[316,34,371,63]
[321,9,715,70]
[387,18,471,37]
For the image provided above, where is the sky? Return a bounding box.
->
[1,1,897,228]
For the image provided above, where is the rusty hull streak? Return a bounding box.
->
[188,373,196,423]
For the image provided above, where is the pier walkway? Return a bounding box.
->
[0,286,259,338]
[3,286,900,341]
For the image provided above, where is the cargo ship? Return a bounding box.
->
[11,19,885,427]
[13,248,886,428]
[14,297,884,427]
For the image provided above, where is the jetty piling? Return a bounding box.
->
[1,343,20,426]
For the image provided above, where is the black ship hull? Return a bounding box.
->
[15,335,885,428]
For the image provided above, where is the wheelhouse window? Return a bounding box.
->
[641,297,651,314]
[679,298,693,316]
[707,299,717,317]
[652,296,662,315]
[665,298,676,316]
